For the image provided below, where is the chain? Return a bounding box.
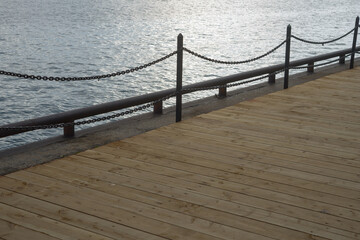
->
[291,28,355,45]
[183,40,286,65]
[0,51,177,81]
[0,92,176,131]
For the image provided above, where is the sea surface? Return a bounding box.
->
[0,0,359,150]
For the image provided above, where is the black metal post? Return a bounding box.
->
[153,101,163,114]
[218,86,227,98]
[307,62,314,73]
[64,122,75,137]
[176,34,183,122]
[268,74,276,84]
[339,54,345,64]
[350,16,359,69]
[284,25,291,89]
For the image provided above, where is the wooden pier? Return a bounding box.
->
[0,67,360,239]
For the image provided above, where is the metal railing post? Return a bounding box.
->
[218,86,227,98]
[268,73,276,84]
[284,24,291,89]
[153,101,163,114]
[307,62,314,73]
[284,25,292,89]
[350,16,359,69]
[176,34,183,122]
[64,122,75,137]
[339,54,345,64]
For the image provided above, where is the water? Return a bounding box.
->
[0,0,359,150]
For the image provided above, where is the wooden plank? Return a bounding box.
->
[209,105,360,134]
[21,160,348,240]
[175,120,360,167]
[228,106,359,131]
[227,102,360,133]
[0,203,113,240]
[110,138,360,200]
[193,114,360,154]
[248,88,360,108]
[129,130,360,190]
[186,115,360,159]
[305,79,360,90]
[98,143,360,210]
[0,188,166,240]
[157,124,360,174]
[228,102,360,130]
[23,164,324,240]
[200,113,360,149]
[1,173,233,240]
[319,76,360,85]
[43,154,360,237]
[285,81,360,92]
[84,146,360,220]
[279,86,360,99]
[0,219,61,240]
[207,109,360,139]
[264,92,360,109]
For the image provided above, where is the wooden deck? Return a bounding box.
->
[1,67,360,240]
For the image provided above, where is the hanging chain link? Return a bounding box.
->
[291,28,355,45]
[0,51,177,81]
[183,40,286,64]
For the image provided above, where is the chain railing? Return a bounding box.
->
[283,16,359,88]
[291,28,355,45]
[0,51,177,81]
[1,16,359,142]
[183,40,286,65]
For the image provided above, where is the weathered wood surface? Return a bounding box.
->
[1,67,360,239]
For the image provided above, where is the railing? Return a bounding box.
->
[1,17,359,141]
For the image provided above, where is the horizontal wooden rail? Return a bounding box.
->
[1,46,359,139]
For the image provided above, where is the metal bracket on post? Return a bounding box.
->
[307,62,314,73]
[64,122,75,138]
[339,54,345,64]
[350,16,359,69]
[218,86,227,98]
[176,34,183,122]
[284,25,292,89]
[268,73,276,84]
[153,101,163,114]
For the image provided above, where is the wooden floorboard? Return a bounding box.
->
[1,67,360,239]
